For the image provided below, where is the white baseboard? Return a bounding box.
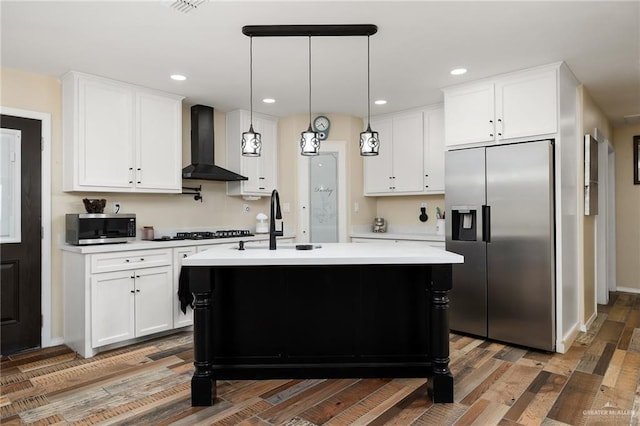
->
[44,337,65,348]
[580,311,598,332]
[616,286,640,295]
[557,322,580,354]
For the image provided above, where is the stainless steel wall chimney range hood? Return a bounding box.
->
[182,104,248,181]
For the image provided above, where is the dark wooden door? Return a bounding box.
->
[1,114,42,355]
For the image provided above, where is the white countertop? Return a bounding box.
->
[60,233,295,254]
[350,231,445,242]
[350,224,444,242]
[182,242,463,267]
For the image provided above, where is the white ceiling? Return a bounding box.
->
[2,1,639,126]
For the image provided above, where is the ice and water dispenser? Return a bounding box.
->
[450,206,490,242]
[451,208,476,241]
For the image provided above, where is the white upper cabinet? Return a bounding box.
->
[364,111,424,195]
[135,92,183,191]
[443,65,558,147]
[364,107,444,196]
[226,109,278,198]
[423,106,445,193]
[62,71,184,193]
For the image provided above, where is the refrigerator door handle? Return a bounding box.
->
[482,205,491,242]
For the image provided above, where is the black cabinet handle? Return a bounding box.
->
[482,205,491,242]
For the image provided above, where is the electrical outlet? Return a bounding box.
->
[242,204,250,214]
[112,202,121,214]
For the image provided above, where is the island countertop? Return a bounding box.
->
[182,242,463,267]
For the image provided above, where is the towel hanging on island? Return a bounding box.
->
[177,267,194,314]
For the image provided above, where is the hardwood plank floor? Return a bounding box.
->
[2,292,639,425]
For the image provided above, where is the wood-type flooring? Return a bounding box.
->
[2,291,639,425]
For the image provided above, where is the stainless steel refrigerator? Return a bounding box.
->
[445,140,555,351]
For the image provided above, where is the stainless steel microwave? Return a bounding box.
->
[65,213,136,245]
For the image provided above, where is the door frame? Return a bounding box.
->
[296,140,348,243]
[596,136,616,305]
[1,106,53,348]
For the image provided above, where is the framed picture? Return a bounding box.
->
[635,135,640,185]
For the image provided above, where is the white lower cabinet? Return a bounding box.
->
[91,265,172,347]
[63,248,174,358]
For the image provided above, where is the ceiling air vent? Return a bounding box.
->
[623,114,640,124]
[169,0,207,14]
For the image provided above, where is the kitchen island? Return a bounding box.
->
[181,242,463,406]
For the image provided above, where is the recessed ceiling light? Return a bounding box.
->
[374,99,387,105]
[170,74,187,81]
[450,68,467,76]
[262,98,276,104]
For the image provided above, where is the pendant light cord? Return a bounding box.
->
[366,35,371,127]
[308,35,312,127]
[249,36,254,126]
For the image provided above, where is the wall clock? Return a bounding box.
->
[313,115,330,140]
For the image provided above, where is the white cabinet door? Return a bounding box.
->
[91,270,135,347]
[173,246,196,328]
[444,82,495,147]
[495,68,557,140]
[134,265,173,337]
[63,71,183,193]
[444,65,559,147]
[135,92,182,192]
[227,110,278,197]
[424,107,445,193]
[363,117,393,194]
[78,77,134,189]
[364,112,423,195]
[391,111,424,193]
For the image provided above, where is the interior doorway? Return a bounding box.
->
[297,140,347,243]
[0,107,52,354]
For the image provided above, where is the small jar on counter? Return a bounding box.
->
[142,226,154,240]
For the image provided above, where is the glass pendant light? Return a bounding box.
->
[360,35,379,156]
[300,36,320,156]
[242,36,262,156]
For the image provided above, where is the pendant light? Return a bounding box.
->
[359,35,379,156]
[242,36,262,157]
[300,35,320,156]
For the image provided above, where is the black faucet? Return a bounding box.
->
[270,189,283,250]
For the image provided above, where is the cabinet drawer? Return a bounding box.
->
[91,249,172,273]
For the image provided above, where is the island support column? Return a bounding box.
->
[429,264,454,403]
[189,267,217,406]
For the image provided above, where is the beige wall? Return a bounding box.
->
[612,124,640,290]
[579,85,612,322]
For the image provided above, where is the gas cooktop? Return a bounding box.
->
[153,230,253,241]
